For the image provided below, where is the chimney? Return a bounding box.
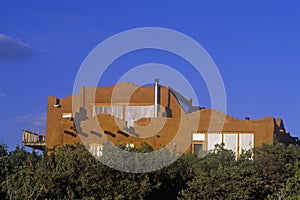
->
[154,78,159,118]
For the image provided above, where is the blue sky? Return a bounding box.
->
[0,1,300,149]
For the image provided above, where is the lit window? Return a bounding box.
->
[89,144,103,157]
[207,134,222,151]
[192,133,205,141]
[126,143,135,149]
[239,134,254,154]
[224,134,238,153]
[62,113,72,118]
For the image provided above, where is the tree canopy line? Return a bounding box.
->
[0,141,299,200]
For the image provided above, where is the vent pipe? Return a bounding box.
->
[154,78,159,118]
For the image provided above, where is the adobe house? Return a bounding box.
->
[22,80,298,157]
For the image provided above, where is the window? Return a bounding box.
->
[62,113,72,118]
[124,106,155,127]
[239,134,254,154]
[93,105,155,128]
[192,133,205,141]
[89,144,103,157]
[126,143,135,149]
[93,105,123,119]
[207,134,222,151]
[193,143,204,158]
[224,134,238,153]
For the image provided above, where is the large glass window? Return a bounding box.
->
[93,105,155,128]
[224,134,238,152]
[93,105,123,119]
[207,134,222,151]
[239,134,254,153]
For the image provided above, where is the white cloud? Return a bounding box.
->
[0,93,5,98]
[0,34,35,62]
[6,112,46,129]
[32,113,47,128]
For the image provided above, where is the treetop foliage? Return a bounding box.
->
[0,142,299,199]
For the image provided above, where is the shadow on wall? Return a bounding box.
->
[74,107,89,138]
[274,118,299,146]
[168,87,200,115]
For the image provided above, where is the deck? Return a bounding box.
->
[22,130,46,150]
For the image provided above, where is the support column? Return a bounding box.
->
[154,78,159,118]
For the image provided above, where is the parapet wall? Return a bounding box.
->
[45,83,277,151]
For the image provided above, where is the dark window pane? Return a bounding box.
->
[194,144,203,158]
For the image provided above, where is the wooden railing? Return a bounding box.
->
[22,130,46,149]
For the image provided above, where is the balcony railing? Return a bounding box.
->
[22,130,46,150]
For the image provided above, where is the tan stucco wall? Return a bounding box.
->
[45,83,276,151]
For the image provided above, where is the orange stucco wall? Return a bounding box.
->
[45,82,278,152]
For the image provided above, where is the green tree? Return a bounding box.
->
[254,143,300,198]
[270,161,300,199]
[1,141,299,199]
[0,143,9,199]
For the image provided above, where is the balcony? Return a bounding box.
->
[22,130,46,150]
